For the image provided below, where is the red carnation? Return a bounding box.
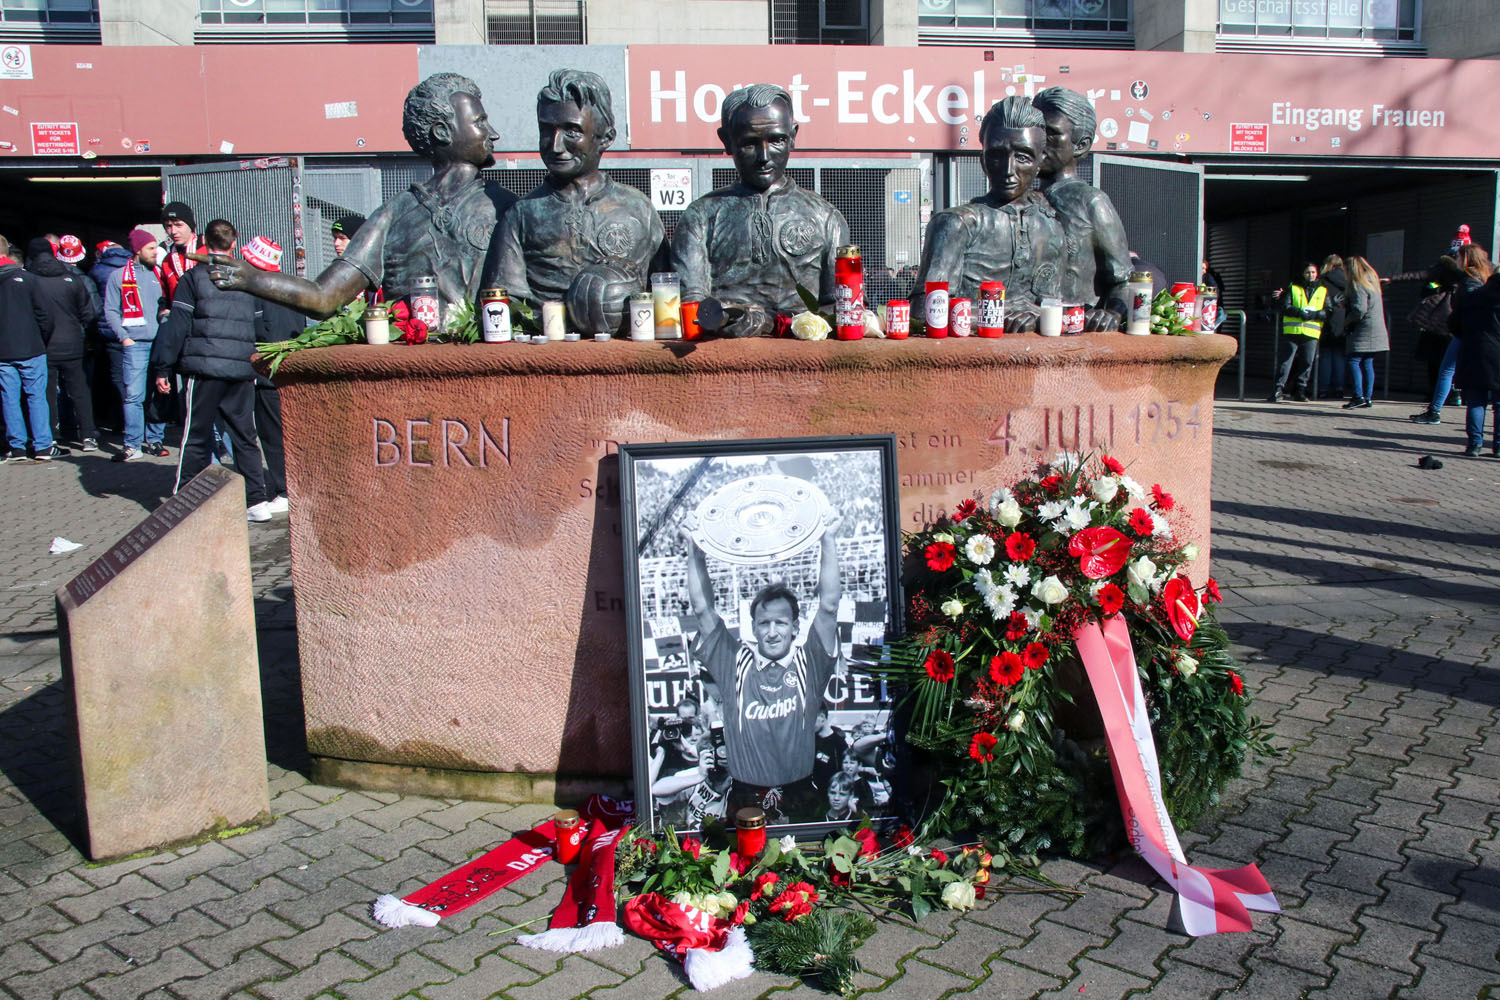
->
[968,731,998,763]
[731,901,750,926]
[924,649,955,683]
[1067,525,1131,580]
[1162,575,1201,641]
[1022,642,1049,670]
[1152,484,1175,511]
[1204,578,1222,603]
[751,871,779,900]
[954,498,978,522]
[1102,454,1125,474]
[1004,612,1029,641]
[398,318,429,345]
[930,849,949,865]
[925,541,957,572]
[1128,507,1155,536]
[1096,583,1125,617]
[989,652,1025,687]
[1004,532,1036,562]
[389,300,410,321]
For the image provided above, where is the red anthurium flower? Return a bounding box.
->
[968,732,998,763]
[954,498,978,522]
[925,541,956,572]
[1068,525,1131,579]
[1004,612,1029,641]
[924,649,955,683]
[1004,532,1036,562]
[854,828,879,858]
[1128,507,1155,536]
[1228,671,1245,696]
[1152,484,1175,511]
[989,652,1024,687]
[1096,583,1126,617]
[1162,575,1201,641]
[1102,454,1125,474]
[1204,578,1222,603]
[1022,642,1049,670]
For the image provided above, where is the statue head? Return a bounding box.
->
[718,84,798,193]
[1033,87,1096,180]
[978,97,1046,205]
[537,68,616,185]
[402,73,496,168]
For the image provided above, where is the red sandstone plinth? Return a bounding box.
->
[274,333,1235,798]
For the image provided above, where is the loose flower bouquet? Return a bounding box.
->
[881,452,1273,856]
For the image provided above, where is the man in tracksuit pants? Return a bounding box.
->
[148,219,271,522]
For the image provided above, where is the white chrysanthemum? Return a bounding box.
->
[1023,607,1045,630]
[1003,563,1031,588]
[1088,579,1108,599]
[1126,556,1157,590]
[1151,512,1173,540]
[965,534,996,566]
[1092,476,1120,504]
[989,486,1014,512]
[1038,499,1067,522]
[984,585,1017,619]
[1032,574,1068,605]
[1061,499,1094,532]
[972,568,995,597]
[941,598,965,619]
[995,498,1023,528]
[1120,475,1147,502]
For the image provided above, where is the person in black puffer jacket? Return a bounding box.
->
[0,235,58,459]
[25,237,100,449]
[148,219,270,521]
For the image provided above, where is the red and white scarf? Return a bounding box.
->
[120,259,158,328]
[160,237,198,300]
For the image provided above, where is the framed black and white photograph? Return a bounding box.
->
[620,435,903,838]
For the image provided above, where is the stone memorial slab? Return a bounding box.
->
[57,465,271,861]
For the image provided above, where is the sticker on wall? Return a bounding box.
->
[1127,120,1151,144]
[1175,132,1190,144]
[324,101,358,120]
[1099,118,1119,138]
[81,150,96,159]
[75,62,92,70]
[1110,90,1121,101]
[220,140,235,154]
[1161,109,1172,120]
[87,136,100,145]
[1,45,32,81]
[121,137,132,149]
[2,105,17,116]
[134,140,149,152]
[0,140,14,151]
[1136,108,1154,122]
[356,137,367,147]
[1331,136,1342,148]
[1130,80,1148,100]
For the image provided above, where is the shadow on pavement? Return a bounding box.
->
[1216,500,1500,551]
[69,453,176,514]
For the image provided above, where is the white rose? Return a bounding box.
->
[1181,542,1199,562]
[1126,556,1158,590]
[1032,575,1068,605]
[941,598,965,619]
[907,844,925,857]
[779,835,798,853]
[966,534,997,565]
[941,881,978,912]
[790,311,830,340]
[1003,563,1031,588]
[1092,476,1120,504]
[1007,710,1026,731]
[995,498,1023,528]
[933,531,954,545]
[1120,475,1146,502]
[1177,652,1199,677]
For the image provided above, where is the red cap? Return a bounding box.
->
[56,235,86,264]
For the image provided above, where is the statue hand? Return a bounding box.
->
[1084,307,1120,332]
[1008,307,1040,333]
[208,256,252,292]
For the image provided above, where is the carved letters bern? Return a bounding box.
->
[372,417,511,468]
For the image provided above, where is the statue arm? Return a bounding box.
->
[909,211,968,321]
[217,259,372,321]
[672,205,712,303]
[482,209,534,307]
[1090,194,1133,310]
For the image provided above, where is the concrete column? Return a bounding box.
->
[98,0,195,45]
[1133,0,1216,53]
[1422,0,1500,59]
[870,0,917,46]
[436,0,486,45]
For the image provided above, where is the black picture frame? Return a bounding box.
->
[619,435,904,838]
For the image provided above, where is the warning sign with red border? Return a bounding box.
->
[1230,123,1269,154]
[31,122,80,155]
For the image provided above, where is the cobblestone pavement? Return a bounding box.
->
[2,397,1498,999]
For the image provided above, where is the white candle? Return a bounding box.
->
[542,301,566,341]
[1038,299,1063,337]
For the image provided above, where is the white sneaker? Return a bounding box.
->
[247,502,274,523]
[264,495,290,515]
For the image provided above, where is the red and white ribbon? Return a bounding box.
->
[1073,616,1279,935]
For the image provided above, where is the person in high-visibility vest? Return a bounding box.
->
[1269,262,1329,403]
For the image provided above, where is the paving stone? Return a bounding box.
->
[417,952,540,1000]
[1305,953,1416,998]
[129,873,237,924]
[573,955,689,1000]
[31,906,151,962]
[504,952,623,999]
[2,942,130,1000]
[168,949,293,1000]
[52,871,161,923]
[195,874,303,929]
[185,911,300,968]
[1398,954,1500,1000]
[1003,919,1108,978]
[1033,955,1152,999]
[80,945,212,1000]
[109,908,223,964]
[1122,959,1238,998]
[251,950,373,1000]
[338,950,459,1000]
[948,958,1063,998]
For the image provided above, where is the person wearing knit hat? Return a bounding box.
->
[159,200,200,304]
[331,215,365,257]
[103,228,168,461]
[242,235,301,515]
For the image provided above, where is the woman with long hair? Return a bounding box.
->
[1448,245,1500,457]
[1410,245,1493,423]
[1342,256,1389,409]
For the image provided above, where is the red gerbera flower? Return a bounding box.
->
[1162,575,1202,641]
[1152,484,1175,511]
[954,498,979,522]
[1096,583,1126,617]
[989,651,1025,687]
[1128,507,1155,536]
[1022,642,1049,670]
[1004,532,1036,562]
[1101,454,1125,474]
[1204,578,1222,603]
[1067,525,1132,579]
[1004,612,1029,641]
[1228,670,1245,696]
[925,541,957,572]
[968,731,998,763]
[924,649,955,683]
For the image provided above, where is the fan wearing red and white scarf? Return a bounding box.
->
[160,201,199,303]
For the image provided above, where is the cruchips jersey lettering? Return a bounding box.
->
[693,617,836,787]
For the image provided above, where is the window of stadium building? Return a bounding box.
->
[916,0,1131,34]
[197,0,435,27]
[0,0,96,25]
[484,0,585,45]
[1218,0,1418,41]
